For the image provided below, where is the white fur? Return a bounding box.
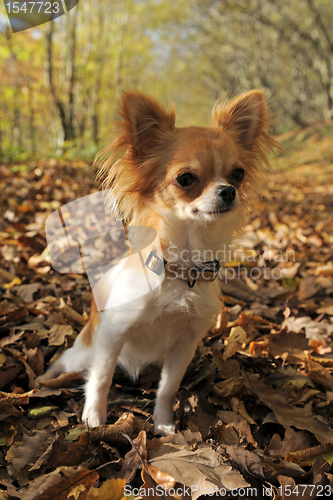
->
[38,206,238,435]
[37,90,270,434]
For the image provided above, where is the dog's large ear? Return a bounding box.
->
[212,91,268,150]
[119,91,175,159]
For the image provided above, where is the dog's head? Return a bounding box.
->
[98,91,277,228]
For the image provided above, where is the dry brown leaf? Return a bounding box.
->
[277,469,326,500]
[226,446,264,478]
[216,410,257,446]
[148,444,250,499]
[15,283,41,302]
[303,359,333,391]
[87,478,126,500]
[231,398,256,426]
[23,467,98,500]
[214,425,239,445]
[67,483,87,500]
[0,365,22,391]
[277,476,298,500]
[139,469,177,500]
[223,326,247,361]
[285,443,332,464]
[297,276,321,301]
[212,350,240,378]
[243,371,333,444]
[146,464,182,496]
[38,371,82,389]
[211,306,228,334]
[317,304,333,315]
[212,377,244,398]
[120,430,148,482]
[29,434,61,472]
[52,410,73,427]
[48,324,74,346]
[248,339,270,356]
[6,430,48,478]
[284,316,333,341]
[0,352,6,367]
[268,427,312,458]
[159,430,203,448]
[269,330,310,358]
[0,389,36,417]
[26,347,44,377]
[0,330,25,348]
[57,298,86,325]
[89,412,136,443]
[187,406,217,439]
[278,262,301,278]
[16,357,36,389]
[0,268,18,282]
[54,431,89,467]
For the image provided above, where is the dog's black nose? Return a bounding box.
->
[216,185,236,203]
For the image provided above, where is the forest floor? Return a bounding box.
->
[0,124,333,500]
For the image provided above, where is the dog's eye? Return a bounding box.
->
[231,168,245,183]
[176,173,196,187]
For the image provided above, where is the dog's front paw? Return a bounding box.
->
[81,400,107,428]
[154,423,176,436]
[153,400,175,435]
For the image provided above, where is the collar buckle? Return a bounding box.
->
[145,250,166,276]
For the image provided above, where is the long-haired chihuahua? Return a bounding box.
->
[38,90,277,435]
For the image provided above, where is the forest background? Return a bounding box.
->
[0,0,333,162]
[1,1,333,497]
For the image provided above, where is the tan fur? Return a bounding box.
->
[97,91,278,227]
[81,298,99,347]
[39,90,279,435]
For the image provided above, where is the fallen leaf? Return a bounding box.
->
[243,371,333,444]
[54,431,89,467]
[120,430,147,482]
[6,430,48,477]
[15,283,41,302]
[212,350,240,378]
[212,378,244,398]
[216,410,256,446]
[284,316,333,341]
[89,412,137,443]
[87,478,126,500]
[48,325,74,346]
[303,359,333,391]
[38,371,82,389]
[149,444,250,499]
[223,326,247,361]
[297,276,321,301]
[0,390,36,417]
[23,466,98,500]
[226,446,264,478]
[268,427,312,458]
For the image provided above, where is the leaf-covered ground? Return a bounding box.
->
[0,125,333,500]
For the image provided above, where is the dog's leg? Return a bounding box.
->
[81,314,124,427]
[81,297,145,428]
[153,339,198,436]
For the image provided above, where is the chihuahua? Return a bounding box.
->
[38,90,276,435]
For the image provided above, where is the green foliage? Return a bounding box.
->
[0,0,332,161]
